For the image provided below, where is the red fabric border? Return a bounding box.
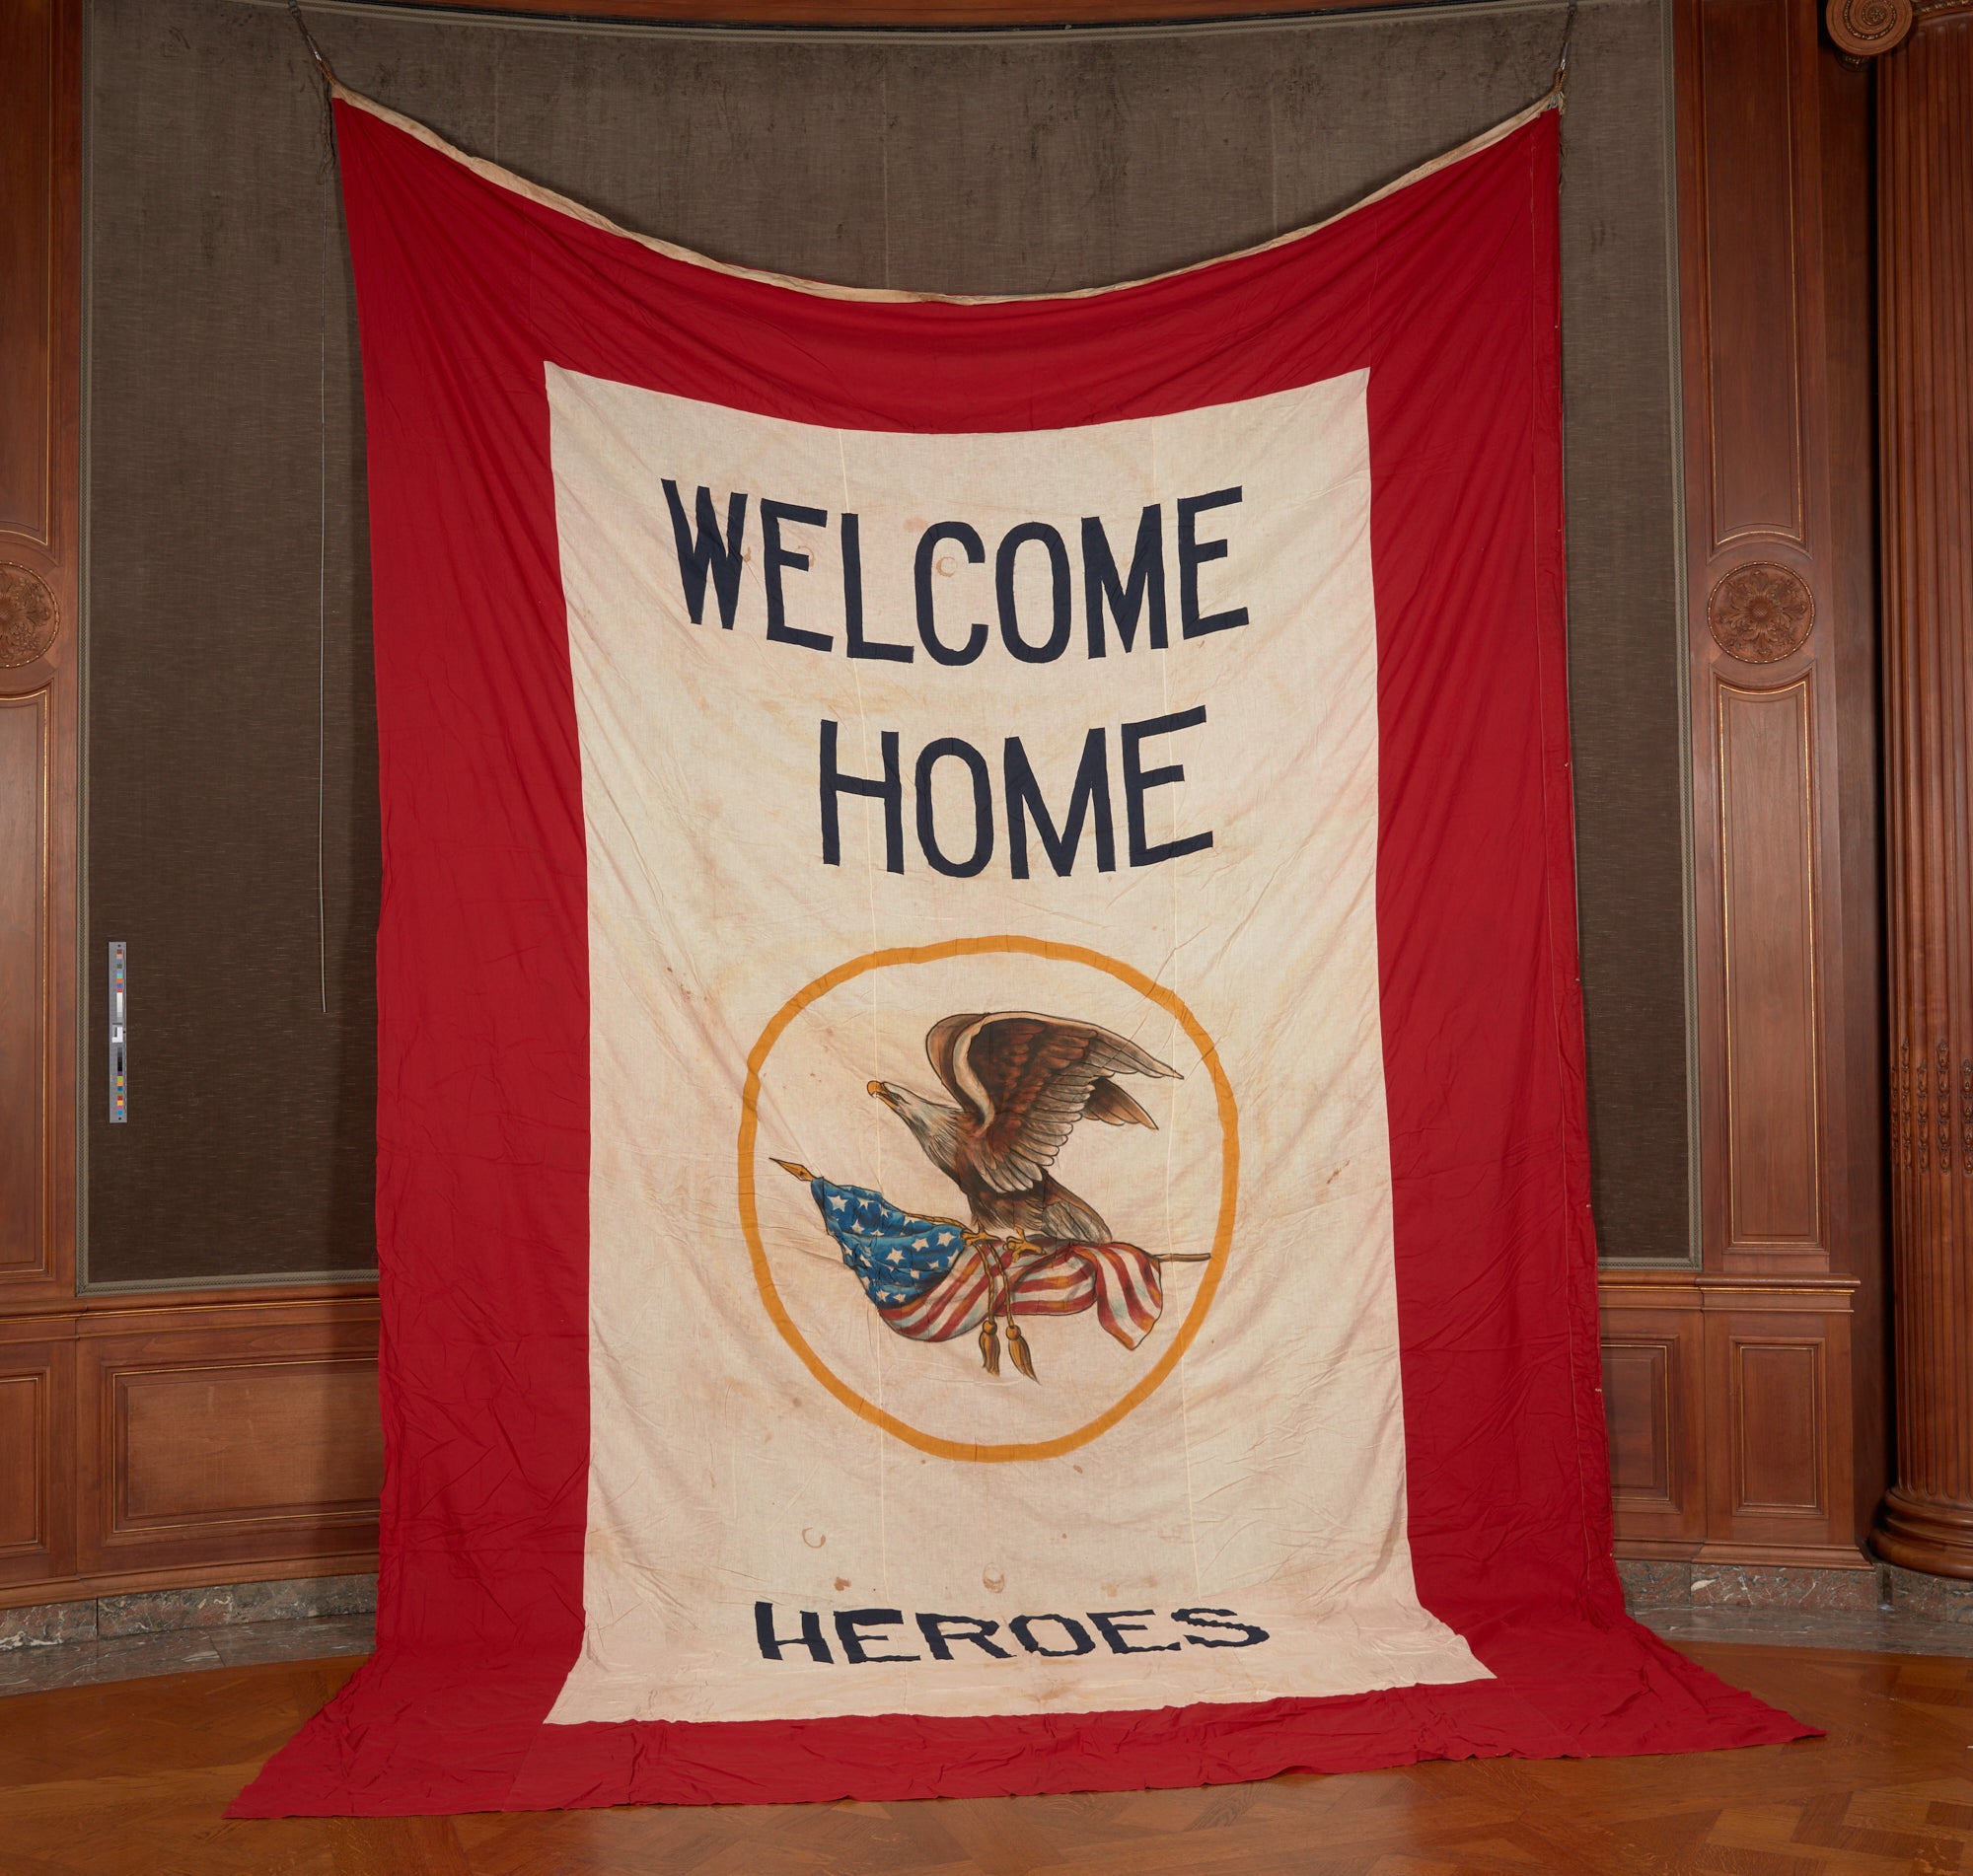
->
[233,99,1806,1819]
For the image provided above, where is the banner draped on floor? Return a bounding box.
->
[235,85,1805,1817]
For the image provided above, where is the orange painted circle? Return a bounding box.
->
[737,935,1239,1464]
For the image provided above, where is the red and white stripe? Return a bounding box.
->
[879,1243,1165,1350]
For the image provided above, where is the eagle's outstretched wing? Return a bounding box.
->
[924,1012,1180,1196]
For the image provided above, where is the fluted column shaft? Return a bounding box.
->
[1873,4,1973,1576]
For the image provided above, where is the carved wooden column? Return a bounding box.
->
[1835,0,1973,1576]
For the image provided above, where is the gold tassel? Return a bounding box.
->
[1004,1317,1038,1382]
[977,1244,1005,1375]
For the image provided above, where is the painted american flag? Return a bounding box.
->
[805,1178,1164,1350]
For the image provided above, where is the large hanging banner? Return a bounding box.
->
[237,86,1803,1816]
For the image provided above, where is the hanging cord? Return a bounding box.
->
[291,0,338,1014]
[314,158,329,1015]
[287,0,337,94]
[1547,0,1578,103]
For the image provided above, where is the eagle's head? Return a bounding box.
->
[867,1080,961,1169]
[867,1078,922,1119]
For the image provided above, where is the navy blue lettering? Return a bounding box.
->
[835,1609,920,1664]
[915,737,994,879]
[914,1613,1012,1660]
[820,721,903,873]
[1005,730,1115,880]
[842,512,912,663]
[755,1601,833,1663]
[762,499,832,652]
[1177,487,1249,639]
[1089,1609,1180,1655]
[996,522,1073,664]
[661,481,747,629]
[1083,506,1167,657]
[1122,707,1213,868]
[1009,1614,1096,1658]
[914,523,988,666]
[1172,1607,1272,1649]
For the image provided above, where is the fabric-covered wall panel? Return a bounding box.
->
[83,0,1688,1282]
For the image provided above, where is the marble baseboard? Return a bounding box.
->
[1615,1560,1696,1610]
[1619,1555,1973,1622]
[0,1573,378,1653]
[0,1600,100,1649]
[1620,1557,1973,1658]
[1883,1561,1973,1625]
[1637,1604,1973,1658]
[1619,1557,1879,1612]
[0,1613,375,1697]
[5,1559,1973,1697]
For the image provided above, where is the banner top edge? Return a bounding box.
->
[326,78,1560,306]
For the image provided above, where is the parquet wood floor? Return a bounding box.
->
[4,1643,1973,1874]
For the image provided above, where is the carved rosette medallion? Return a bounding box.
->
[1826,0,1913,57]
[0,563,59,669]
[1707,562,1815,664]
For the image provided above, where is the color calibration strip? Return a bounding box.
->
[109,942,127,1124]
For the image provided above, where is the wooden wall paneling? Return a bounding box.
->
[0,0,57,541]
[1681,0,1840,1283]
[1734,1341,1825,1512]
[2,1278,379,1325]
[1601,0,1882,1564]
[0,1320,73,1589]
[1600,1274,1865,1565]
[0,696,50,1281]
[1695,0,1808,551]
[0,0,78,1305]
[1700,1283,1859,1562]
[71,1299,382,1578]
[1597,1283,1707,1549]
[1716,675,1821,1254]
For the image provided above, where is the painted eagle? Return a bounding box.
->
[867,1012,1181,1244]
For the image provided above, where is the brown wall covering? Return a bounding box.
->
[84,1,377,1286]
[82,0,1694,1287]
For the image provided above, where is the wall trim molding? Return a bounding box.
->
[343,0,1507,30]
